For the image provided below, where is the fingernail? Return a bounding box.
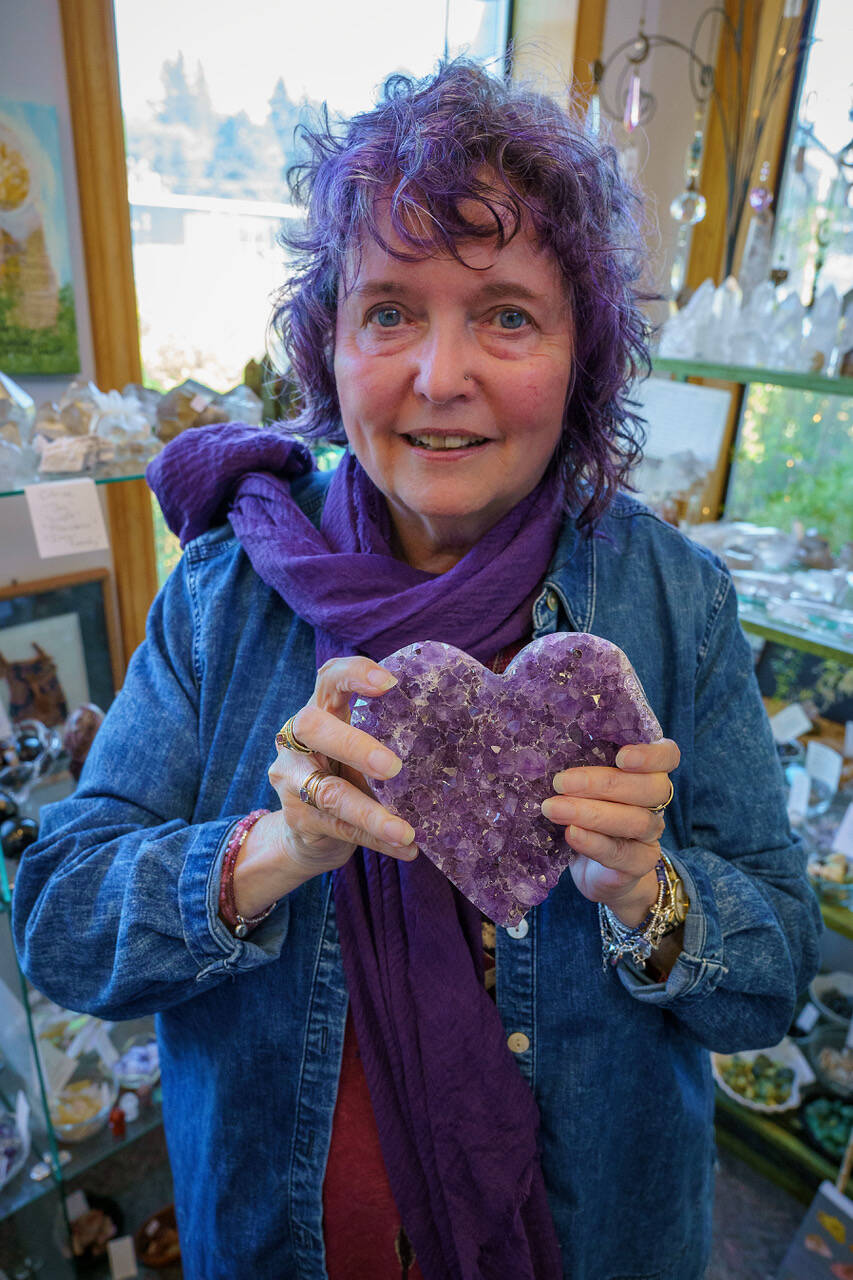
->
[554,771,584,794]
[616,747,640,769]
[368,669,397,690]
[541,797,570,821]
[369,748,402,778]
[385,818,414,844]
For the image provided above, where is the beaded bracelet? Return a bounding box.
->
[218,809,273,939]
[598,856,669,970]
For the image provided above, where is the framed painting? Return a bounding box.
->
[0,99,81,375]
[0,570,120,727]
[629,376,736,522]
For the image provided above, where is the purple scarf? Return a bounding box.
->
[148,422,565,1278]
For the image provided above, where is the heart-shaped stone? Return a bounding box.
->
[352,634,662,927]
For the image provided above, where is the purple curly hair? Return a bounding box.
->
[272,58,652,529]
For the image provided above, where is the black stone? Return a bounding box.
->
[0,790,19,822]
[0,816,38,859]
[15,733,43,763]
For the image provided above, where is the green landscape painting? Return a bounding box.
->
[0,99,80,375]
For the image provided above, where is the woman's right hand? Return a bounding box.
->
[232,657,418,919]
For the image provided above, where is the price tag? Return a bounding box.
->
[107,1236,138,1279]
[787,766,810,824]
[806,741,843,795]
[770,703,813,744]
[24,478,109,558]
[845,721,853,759]
[65,1189,90,1222]
[15,1090,30,1162]
[795,1002,820,1034]
[833,804,853,858]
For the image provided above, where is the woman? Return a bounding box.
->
[14,61,820,1280]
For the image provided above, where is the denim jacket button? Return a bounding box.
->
[507,919,529,939]
[545,590,559,612]
[507,1032,530,1054]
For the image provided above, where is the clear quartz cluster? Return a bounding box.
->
[658,278,844,374]
[352,634,662,927]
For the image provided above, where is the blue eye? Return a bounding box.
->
[497,309,527,330]
[372,307,402,327]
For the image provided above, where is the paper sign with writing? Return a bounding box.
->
[833,804,853,859]
[107,1236,138,1279]
[770,703,813,744]
[806,741,843,795]
[24,479,109,558]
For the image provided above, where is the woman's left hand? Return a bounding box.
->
[540,738,680,927]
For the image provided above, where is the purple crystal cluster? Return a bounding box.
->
[352,634,662,927]
[0,1112,24,1189]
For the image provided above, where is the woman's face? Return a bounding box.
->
[334,209,573,572]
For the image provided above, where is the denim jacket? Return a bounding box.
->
[13,471,822,1280]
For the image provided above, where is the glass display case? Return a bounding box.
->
[0,773,164,1276]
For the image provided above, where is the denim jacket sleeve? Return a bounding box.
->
[12,545,290,1021]
[617,571,823,1051]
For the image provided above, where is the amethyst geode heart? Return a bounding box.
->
[351,634,662,927]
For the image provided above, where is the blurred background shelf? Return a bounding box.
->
[653,358,853,396]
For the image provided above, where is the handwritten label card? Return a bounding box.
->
[833,804,853,858]
[806,741,843,795]
[769,702,813,744]
[107,1236,138,1279]
[24,479,109,558]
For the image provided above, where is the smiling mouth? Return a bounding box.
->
[404,433,489,450]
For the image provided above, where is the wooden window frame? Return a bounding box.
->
[59,0,157,670]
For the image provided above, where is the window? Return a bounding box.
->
[113,0,511,392]
[724,0,853,546]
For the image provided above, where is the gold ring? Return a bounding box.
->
[276,715,312,754]
[299,768,330,810]
[648,778,674,814]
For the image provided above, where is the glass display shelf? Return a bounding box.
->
[1,830,163,1278]
[0,470,146,500]
[737,603,853,665]
[714,1090,841,1204]
[653,356,853,396]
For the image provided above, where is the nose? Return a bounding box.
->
[411,326,475,404]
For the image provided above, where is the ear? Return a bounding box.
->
[33,643,49,658]
[0,652,7,677]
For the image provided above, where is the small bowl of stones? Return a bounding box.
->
[810,973,853,1027]
[711,1038,815,1113]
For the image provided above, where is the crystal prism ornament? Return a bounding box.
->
[352,634,662,927]
[623,73,642,133]
[585,90,601,140]
[669,178,707,226]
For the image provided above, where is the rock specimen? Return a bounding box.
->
[352,634,662,927]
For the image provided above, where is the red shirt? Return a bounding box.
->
[322,638,527,1278]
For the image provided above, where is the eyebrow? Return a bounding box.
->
[350,279,546,304]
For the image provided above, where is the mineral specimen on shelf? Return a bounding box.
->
[352,634,662,927]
